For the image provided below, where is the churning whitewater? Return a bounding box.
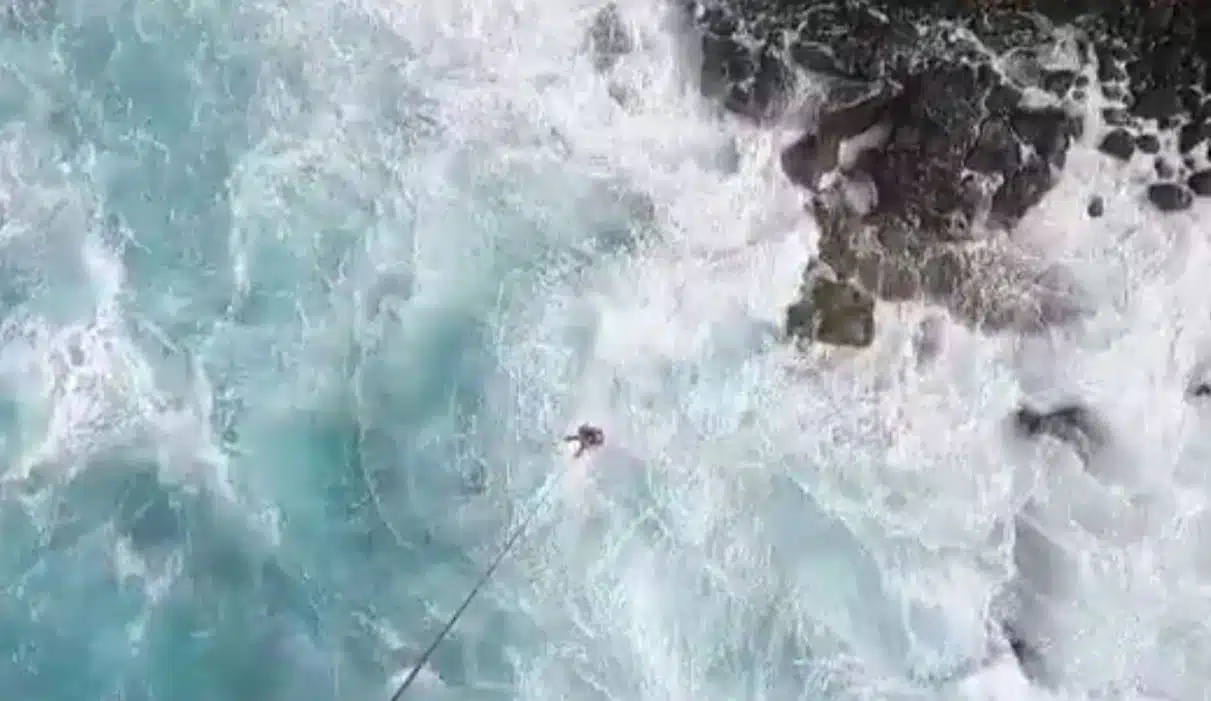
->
[1,0,1210,699]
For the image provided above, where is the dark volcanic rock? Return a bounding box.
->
[1012,107,1079,169]
[690,0,1211,130]
[1098,128,1135,160]
[1179,120,1209,153]
[687,0,1211,346]
[968,117,1020,173]
[781,78,901,188]
[1148,182,1194,212]
[1189,170,1211,196]
[781,133,838,189]
[698,17,793,120]
[1135,132,1160,154]
[1131,87,1184,122]
[818,79,901,140]
[1102,108,1131,126]
[1087,195,1104,218]
[1098,65,1127,85]
[1042,69,1077,96]
[988,156,1059,228]
[1104,85,1128,101]
[786,263,875,348]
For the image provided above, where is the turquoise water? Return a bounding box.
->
[0,2,555,698]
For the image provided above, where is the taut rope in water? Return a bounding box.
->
[387,460,571,700]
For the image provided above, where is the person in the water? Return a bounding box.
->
[564,424,604,458]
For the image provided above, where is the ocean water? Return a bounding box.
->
[2,0,1211,700]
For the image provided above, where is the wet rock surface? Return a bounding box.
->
[1189,169,1211,195]
[785,261,875,348]
[1136,132,1161,153]
[680,0,1211,347]
[1099,128,1135,160]
[587,3,634,72]
[1148,181,1194,211]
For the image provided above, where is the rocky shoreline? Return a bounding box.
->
[681,0,1211,348]
[589,0,1211,687]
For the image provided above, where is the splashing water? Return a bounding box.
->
[2,0,1211,700]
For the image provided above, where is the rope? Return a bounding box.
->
[387,466,566,700]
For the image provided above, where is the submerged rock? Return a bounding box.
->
[586,3,633,72]
[1147,182,1193,211]
[1135,132,1161,153]
[1178,119,1209,153]
[2,0,54,31]
[1188,169,1211,195]
[1013,403,1107,468]
[1098,128,1135,160]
